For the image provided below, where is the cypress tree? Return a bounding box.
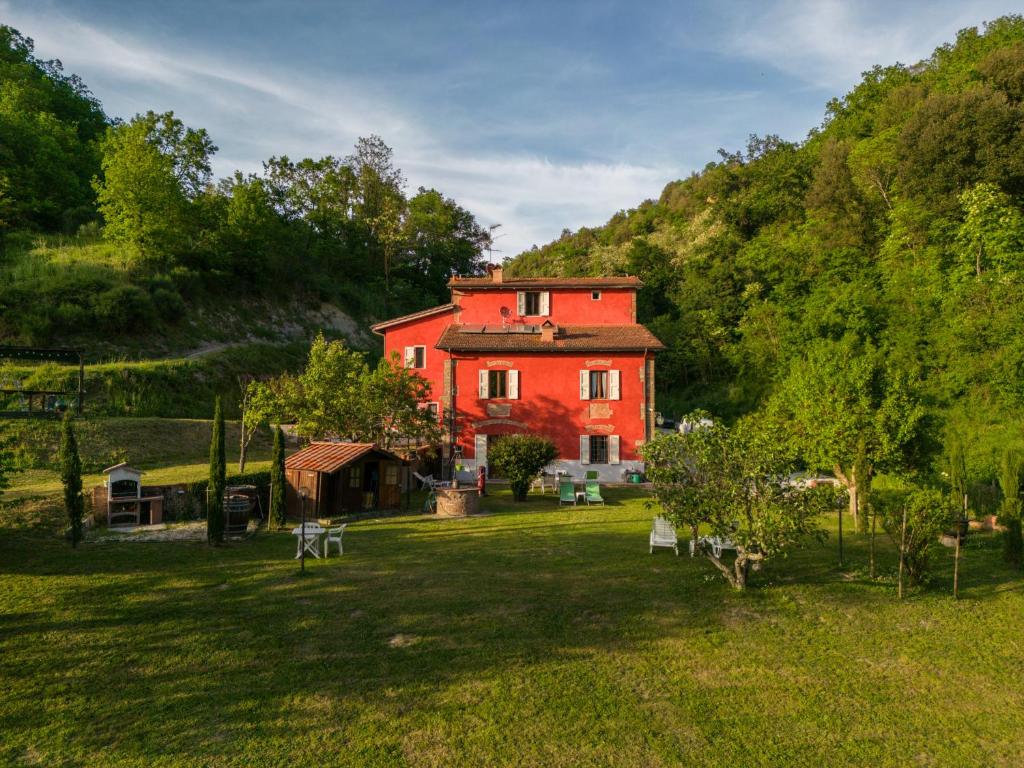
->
[947,439,968,514]
[207,396,226,544]
[999,449,1023,568]
[59,411,84,547]
[270,426,286,529]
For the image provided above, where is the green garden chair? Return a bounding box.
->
[584,470,599,480]
[559,480,576,505]
[585,481,604,505]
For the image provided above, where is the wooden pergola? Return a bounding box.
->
[0,345,84,418]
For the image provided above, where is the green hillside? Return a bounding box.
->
[0,25,492,357]
[509,16,1024,480]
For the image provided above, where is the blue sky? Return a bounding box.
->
[3,0,1020,255]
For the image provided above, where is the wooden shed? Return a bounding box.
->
[284,442,406,519]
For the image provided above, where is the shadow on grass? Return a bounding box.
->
[2,488,1023,765]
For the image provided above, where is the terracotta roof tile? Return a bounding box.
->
[448,276,642,289]
[285,442,403,473]
[370,303,455,333]
[435,324,665,353]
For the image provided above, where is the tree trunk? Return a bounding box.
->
[835,464,858,529]
[238,432,248,474]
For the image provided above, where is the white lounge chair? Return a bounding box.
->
[650,516,678,555]
[324,524,346,556]
[413,472,436,490]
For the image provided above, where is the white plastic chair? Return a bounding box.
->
[293,523,324,559]
[649,517,679,555]
[325,524,346,556]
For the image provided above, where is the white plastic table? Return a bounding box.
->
[292,524,324,559]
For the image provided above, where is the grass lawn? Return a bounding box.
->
[2,487,1023,767]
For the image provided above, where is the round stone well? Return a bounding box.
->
[435,487,480,517]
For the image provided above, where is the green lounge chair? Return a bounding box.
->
[584,470,599,480]
[585,481,604,505]
[559,480,576,505]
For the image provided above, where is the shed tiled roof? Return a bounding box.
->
[370,303,455,333]
[435,324,665,353]
[285,442,403,473]
[448,276,642,289]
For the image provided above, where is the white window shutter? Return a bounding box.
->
[580,370,590,400]
[404,346,415,368]
[478,370,489,398]
[580,435,590,464]
[517,291,526,315]
[508,370,519,399]
[539,291,550,316]
[475,434,488,469]
[609,369,620,400]
[609,435,620,465]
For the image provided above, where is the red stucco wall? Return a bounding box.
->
[449,351,650,466]
[454,288,634,326]
[380,307,453,419]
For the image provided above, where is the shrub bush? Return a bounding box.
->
[488,434,558,501]
[879,488,957,585]
[92,284,155,332]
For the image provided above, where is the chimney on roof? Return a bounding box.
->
[487,263,503,283]
[540,319,558,343]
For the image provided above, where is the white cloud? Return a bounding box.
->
[724,0,1017,90]
[3,1,677,255]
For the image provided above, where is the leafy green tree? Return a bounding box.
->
[771,337,925,532]
[358,353,441,450]
[207,397,226,544]
[270,426,287,530]
[0,25,106,230]
[487,435,558,502]
[59,411,84,547]
[403,188,491,304]
[93,111,216,266]
[93,118,187,265]
[238,378,280,473]
[998,449,1023,567]
[641,414,836,589]
[286,333,368,441]
[953,182,1024,280]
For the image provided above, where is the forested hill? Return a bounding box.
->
[0,26,492,357]
[509,16,1024,468]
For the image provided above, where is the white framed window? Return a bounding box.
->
[580,434,620,465]
[404,345,426,369]
[478,369,519,399]
[580,369,620,400]
[591,290,601,300]
[419,402,440,419]
[517,290,550,316]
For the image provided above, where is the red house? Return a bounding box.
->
[371,265,664,481]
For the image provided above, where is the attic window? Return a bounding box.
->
[592,291,601,300]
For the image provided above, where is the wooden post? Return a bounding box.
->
[898,505,908,599]
[838,501,844,568]
[300,488,307,575]
[869,504,876,578]
[953,492,967,600]
[953,526,961,600]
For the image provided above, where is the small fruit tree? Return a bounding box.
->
[488,435,557,502]
[641,413,837,589]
